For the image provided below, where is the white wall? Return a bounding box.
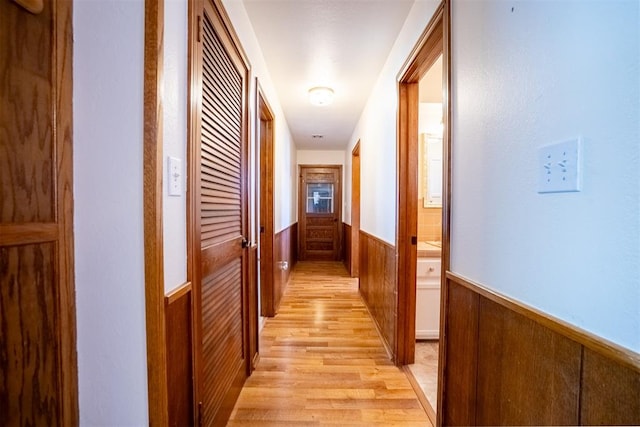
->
[222,0,298,234]
[163,0,188,292]
[450,0,639,352]
[345,0,441,244]
[348,0,639,352]
[74,1,149,424]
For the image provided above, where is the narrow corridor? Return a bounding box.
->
[228,262,431,426]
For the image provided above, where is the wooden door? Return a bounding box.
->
[299,166,342,261]
[189,0,250,424]
[258,86,275,317]
[0,0,77,425]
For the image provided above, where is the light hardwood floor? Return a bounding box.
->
[228,261,431,426]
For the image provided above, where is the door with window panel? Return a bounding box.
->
[298,166,342,261]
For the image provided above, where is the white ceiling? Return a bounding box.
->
[242,0,415,150]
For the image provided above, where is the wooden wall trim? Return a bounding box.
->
[166,281,192,304]
[360,229,395,251]
[165,282,194,427]
[143,0,169,423]
[56,0,78,422]
[446,271,640,372]
[441,271,640,425]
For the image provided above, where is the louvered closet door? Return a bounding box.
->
[194,1,249,425]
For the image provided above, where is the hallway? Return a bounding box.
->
[228,262,431,426]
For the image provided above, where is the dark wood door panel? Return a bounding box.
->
[0,0,76,424]
[0,244,59,426]
[298,165,342,261]
[190,1,250,425]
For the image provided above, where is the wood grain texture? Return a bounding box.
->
[343,223,351,273]
[0,244,59,426]
[273,223,298,314]
[165,283,194,427]
[580,347,640,425]
[228,261,431,426]
[476,298,581,425]
[143,0,169,423]
[1,0,77,424]
[441,279,478,427]
[189,0,251,424]
[0,1,54,224]
[298,166,342,261]
[359,231,397,362]
[248,245,259,369]
[258,83,276,317]
[441,272,640,426]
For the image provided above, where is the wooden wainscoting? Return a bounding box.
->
[343,223,352,272]
[273,223,298,313]
[165,282,194,427]
[440,272,640,426]
[359,231,397,360]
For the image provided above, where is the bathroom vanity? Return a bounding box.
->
[416,241,442,339]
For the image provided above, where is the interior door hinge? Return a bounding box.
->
[197,15,202,43]
[198,401,203,427]
[411,236,417,245]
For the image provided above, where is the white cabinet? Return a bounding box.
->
[416,257,441,339]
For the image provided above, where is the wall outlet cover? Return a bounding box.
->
[537,138,582,194]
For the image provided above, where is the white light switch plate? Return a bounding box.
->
[168,157,182,196]
[537,138,582,193]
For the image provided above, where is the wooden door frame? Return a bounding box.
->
[395,0,451,372]
[298,165,343,261]
[350,142,361,277]
[143,0,169,424]
[257,81,276,317]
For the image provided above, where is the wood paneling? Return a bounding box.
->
[359,231,396,361]
[441,280,478,427]
[0,0,77,424]
[441,272,640,426]
[476,298,581,425]
[272,223,298,314]
[343,223,352,272]
[228,261,430,426]
[165,283,194,427]
[580,348,640,425]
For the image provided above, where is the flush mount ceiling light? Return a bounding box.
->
[308,86,334,106]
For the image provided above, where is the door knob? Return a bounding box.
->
[241,237,249,248]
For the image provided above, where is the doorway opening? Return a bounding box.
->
[298,165,343,261]
[395,1,450,425]
[257,83,276,318]
[407,53,444,420]
[350,142,361,277]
